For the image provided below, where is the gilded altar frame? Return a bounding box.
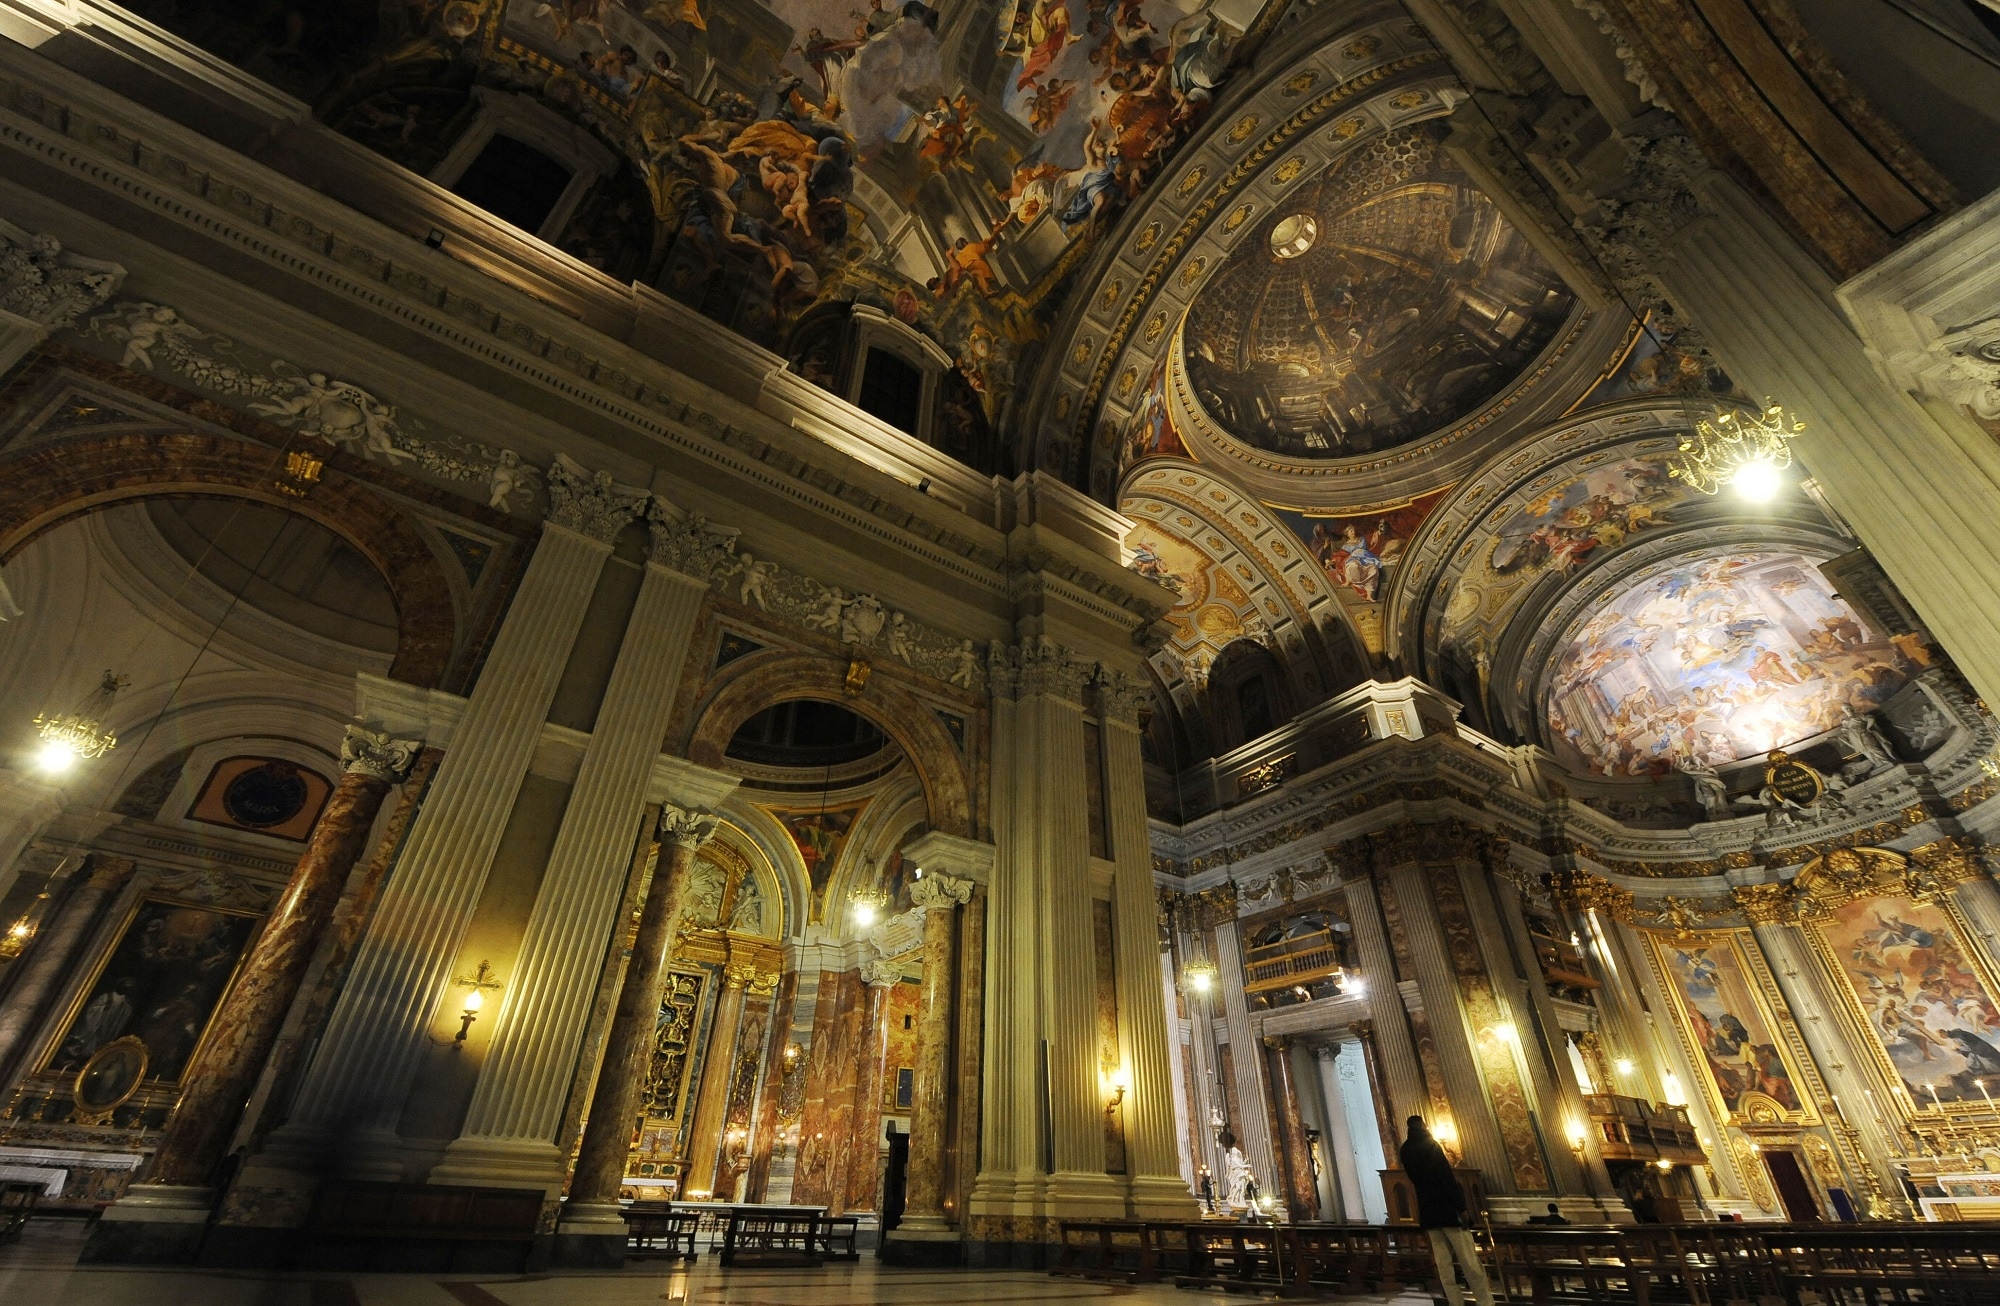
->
[1642,926,1821,1129]
[1793,846,2000,1126]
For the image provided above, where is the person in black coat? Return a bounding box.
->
[1399,1116,1494,1306]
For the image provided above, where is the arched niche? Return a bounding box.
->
[0,432,458,686]
[682,650,973,838]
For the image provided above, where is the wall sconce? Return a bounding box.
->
[1615,1057,1636,1076]
[1655,1158,1674,1172]
[451,960,501,1045]
[0,914,34,959]
[782,1040,803,1071]
[1490,1021,1518,1045]
[1566,1120,1587,1154]
[1107,1068,1130,1112]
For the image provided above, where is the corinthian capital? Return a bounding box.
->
[861,957,902,987]
[658,804,721,850]
[545,453,649,542]
[1015,636,1093,703]
[1095,669,1150,727]
[909,871,973,910]
[341,725,422,783]
[646,497,742,580]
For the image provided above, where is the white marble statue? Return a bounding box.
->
[1222,1143,1252,1208]
[1680,762,1729,821]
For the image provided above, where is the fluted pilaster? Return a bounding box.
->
[277,517,626,1174]
[1339,875,1427,1126]
[434,541,720,1189]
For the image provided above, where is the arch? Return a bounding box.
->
[684,650,973,837]
[0,432,458,685]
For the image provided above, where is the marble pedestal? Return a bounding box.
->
[877,1226,965,1267]
[78,1183,215,1264]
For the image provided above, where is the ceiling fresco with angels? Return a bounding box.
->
[113,0,1275,454]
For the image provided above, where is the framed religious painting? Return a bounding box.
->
[1802,889,2000,1113]
[43,895,260,1088]
[1646,929,1818,1125]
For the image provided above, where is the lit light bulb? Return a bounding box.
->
[1615,1058,1636,1076]
[34,739,78,775]
[463,989,483,1014]
[1346,978,1365,998]
[1733,457,1782,502]
[853,901,877,927]
[1112,1068,1131,1094]
[1189,971,1212,993]
[1492,1022,1518,1044]
[1656,1158,1673,1171]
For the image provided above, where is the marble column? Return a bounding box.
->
[897,871,972,1234]
[1182,975,1224,1188]
[0,854,133,1077]
[1097,671,1195,1216]
[1656,173,2000,708]
[1313,1044,1366,1222]
[560,805,718,1238]
[845,960,897,1212]
[142,729,420,1194]
[1212,924,1279,1192]
[682,962,756,1199]
[434,506,734,1190]
[1340,874,1427,1125]
[272,462,644,1177]
[1264,1037,1318,1220]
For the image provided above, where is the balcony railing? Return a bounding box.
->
[1584,1094,1708,1165]
[1243,929,1350,996]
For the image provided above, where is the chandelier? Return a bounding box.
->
[1667,401,1805,500]
[1181,957,1220,996]
[32,671,128,774]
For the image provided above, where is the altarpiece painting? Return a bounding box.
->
[1648,929,1811,1122]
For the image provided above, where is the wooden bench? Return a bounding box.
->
[308,1180,543,1271]
[814,1215,861,1261]
[718,1209,863,1267]
[1053,1220,1150,1281]
[0,1181,37,1240]
[1178,1221,1287,1293]
[1489,1227,1652,1306]
[622,1201,699,1261]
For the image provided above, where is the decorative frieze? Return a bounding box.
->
[0,222,123,329]
[545,454,649,542]
[84,300,540,508]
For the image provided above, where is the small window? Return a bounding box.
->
[857,347,924,433]
[451,135,572,234]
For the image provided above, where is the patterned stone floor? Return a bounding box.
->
[0,1218,1434,1305]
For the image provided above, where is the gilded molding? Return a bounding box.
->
[1733,882,1795,926]
[1548,867,1633,920]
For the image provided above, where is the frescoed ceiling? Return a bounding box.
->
[1178,121,1576,460]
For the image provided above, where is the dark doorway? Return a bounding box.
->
[451,135,572,234]
[1764,1149,1821,1222]
[857,347,924,434]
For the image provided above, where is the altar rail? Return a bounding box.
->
[1052,1219,2000,1303]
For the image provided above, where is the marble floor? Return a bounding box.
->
[0,1219,1436,1305]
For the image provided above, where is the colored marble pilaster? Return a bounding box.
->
[560,805,718,1235]
[682,963,754,1199]
[275,489,635,1176]
[949,887,987,1222]
[745,968,798,1201]
[1097,672,1194,1216]
[845,960,896,1212]
[899,872,971,1232]
[1340,875,1427,1127]
[788,971,848,1206]
[147,729,419,1191]
[436,527,725,1190]
[0,854,133,1077]
[1264,1037,1318,1220]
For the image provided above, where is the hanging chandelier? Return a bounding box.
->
[32,671,128,774]
[1666,401,1805,500]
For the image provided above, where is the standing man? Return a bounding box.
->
[1399,1116,1494,1306]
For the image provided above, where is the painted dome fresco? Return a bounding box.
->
[1180,122,1577,460]
[1545,550,1913,776]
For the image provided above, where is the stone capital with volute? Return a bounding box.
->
[658,804,720,850]
[545,453,649,542]
[340,725,422,783]
[908,871,973,911]
[861,956,902,987]
[902,830,995,887]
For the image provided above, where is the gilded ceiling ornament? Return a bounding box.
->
[1116,367,1139,398]
[1228,116,1261,144]
[1071,338,1095,366]
[1144,312,1169,344]
[1390,90,1427,110]
[1649,895,1710,939]
[1342,35,1381,59]
[1136,222,1161,252]
[1054,393,1073,419]
[1329,116,1367,141]
[1222,204,1254,234]
[1180,258,1208,288]
[1178,167,1207,198]
[1273,158,1307,184]
[1733,882,1795,926]
[1098,280,1123,313]
[1282,71,1319,97]
[1548,867,1633,919]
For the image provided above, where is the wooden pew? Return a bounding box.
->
[1177,1221,1287,1293]
[622,1201,699,1261]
